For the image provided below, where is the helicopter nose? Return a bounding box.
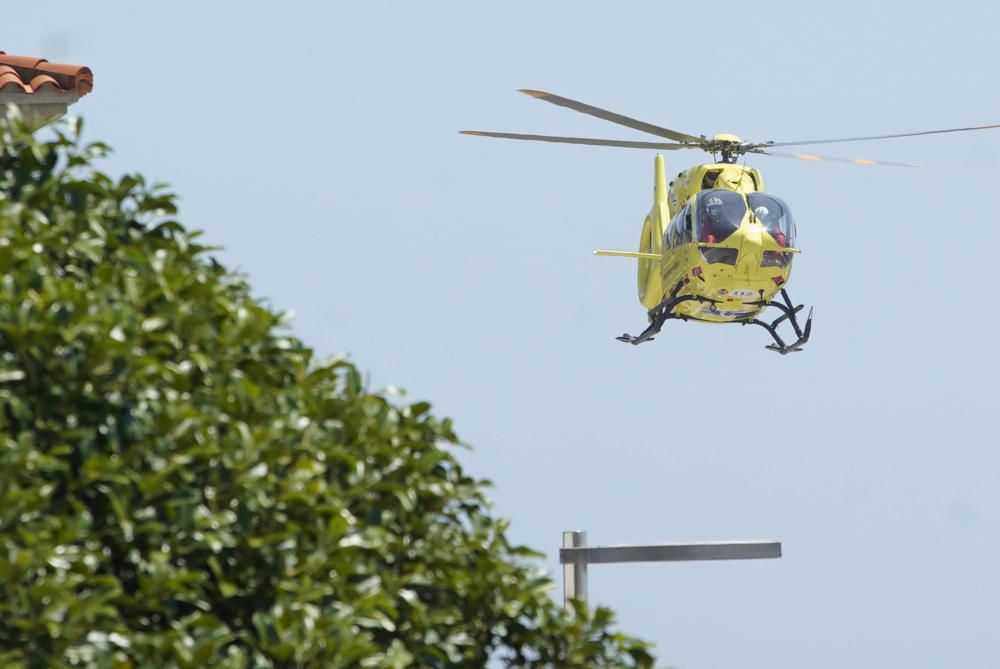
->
[736,226,764,276]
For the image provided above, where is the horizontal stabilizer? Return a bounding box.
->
[594,250,660,260]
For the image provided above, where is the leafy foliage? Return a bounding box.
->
[0,112,657,668]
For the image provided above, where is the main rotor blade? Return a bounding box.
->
[760,123,1000,148]
[518,89,704,144]
[758,149,923,168]
[460,130,694,150]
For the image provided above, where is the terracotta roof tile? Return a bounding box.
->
[0,51,93,97]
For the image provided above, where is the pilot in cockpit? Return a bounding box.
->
[701,195,724,243]
[754,205,787,247]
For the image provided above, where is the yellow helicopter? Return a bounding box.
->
[463,90,1000,353]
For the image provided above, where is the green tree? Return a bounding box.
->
[0,111,656,668]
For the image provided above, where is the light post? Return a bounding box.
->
[560,530,781,610]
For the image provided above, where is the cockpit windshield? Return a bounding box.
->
[695,189,746,244]
[747,193,795,248]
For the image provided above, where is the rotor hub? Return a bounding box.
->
[712,133,742,144]
[704,134,746,163]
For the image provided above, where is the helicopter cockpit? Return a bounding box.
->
[692,189,796,247]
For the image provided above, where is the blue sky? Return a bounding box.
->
[7,2,1000,666]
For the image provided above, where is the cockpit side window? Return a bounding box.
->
[675,205,692,245]
[663,218,675,249]
[747,193,796,248]
[664,205,692,248]
[695,190,745,244]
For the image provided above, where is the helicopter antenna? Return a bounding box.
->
[739,153,756,214]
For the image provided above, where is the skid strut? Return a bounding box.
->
[616,294,716,345]
[744,288,813,354]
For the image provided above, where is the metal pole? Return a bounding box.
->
[560,540,782,564]
[562,530,587,610]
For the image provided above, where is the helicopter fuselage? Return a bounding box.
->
[633,157,798,324]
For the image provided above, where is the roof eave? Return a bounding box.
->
[0,92,82,130]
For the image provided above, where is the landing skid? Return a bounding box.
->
[616,288,813,354]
